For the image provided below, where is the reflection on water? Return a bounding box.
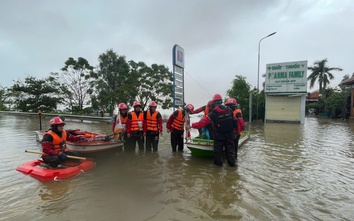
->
[1,114,354,221]
[38,180,74,215]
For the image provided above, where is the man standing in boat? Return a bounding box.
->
[166,104,194,152]
[41,117,88,168]
[126,101,145,152]
[186,94,237,167]
[143,101,163,152]
[225,97,245,160]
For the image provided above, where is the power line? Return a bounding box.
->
[168,65,212,96]
[184,70,213,96]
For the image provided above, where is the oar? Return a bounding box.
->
[25,150,88,160]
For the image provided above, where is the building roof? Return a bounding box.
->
[306,91,319,99]
[341,76,354,85]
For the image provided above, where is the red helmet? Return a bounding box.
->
[225,98,237,105]
[49,117,64,126]
[185,104,194,112]
[212,94,223,102]
[118,102,127,110]
[133,101,141,107]
[149,101,157,107]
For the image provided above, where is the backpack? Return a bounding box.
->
[214,109,234,133]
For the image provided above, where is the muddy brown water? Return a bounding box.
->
[1,114,353,221]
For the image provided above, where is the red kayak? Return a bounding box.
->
[17,160,94,182]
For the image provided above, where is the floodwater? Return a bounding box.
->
[0,114,354,221]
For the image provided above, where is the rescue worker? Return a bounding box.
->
[41,117,88,168]
[166,104,194,152]
[112,102,129,142]
[225,97,245,160]
[192,100,214,116]
[186,94,237,167]
[191,100,215,140]
[125,101,145,151]
[143,101,163,152]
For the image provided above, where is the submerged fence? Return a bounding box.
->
[0,111,112,123]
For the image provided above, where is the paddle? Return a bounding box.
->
[25,150,88,160]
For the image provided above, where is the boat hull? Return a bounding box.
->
[16,160,94,182]
[35,130,124,154]
[66,141,123,153]
[186,132,250,157]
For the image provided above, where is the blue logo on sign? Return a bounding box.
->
[177,51,183,63]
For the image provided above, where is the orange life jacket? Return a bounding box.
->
[202,106,210,119]
[171,109,185,131]
[113,113,128,133]
[146,110,159,132]
[233,109,244,134]
[233,109,243,117]
[45,130,68,150]
[131,111,144,131]
[118,114,128,125]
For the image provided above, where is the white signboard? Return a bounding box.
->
[173,45,185,68]
[175,73,183,81]
[175,93,183,100]
[175,87,183,93]
[175,80,183,87]
[175,92,183,106]
[175,98,183,106]
[172,45,185,108]
[265,60,308,93]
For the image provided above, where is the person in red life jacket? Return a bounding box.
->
[125,101,145,151]
[112,102,129,142]
[190,100,215,140]
[166,103,194,152]
[186,94,237,167]
[225,97,245,160]
[143,101,163,152]
[41,117,88,168]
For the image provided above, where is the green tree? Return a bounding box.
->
[339,74,352,95]
[92,50,137,114]
[226,75,252,121]
[321,87,345,117]
[11,76,61,112]
[307,59,343,92]
[0,85,10,110]
[60,57,94,113]
[93,49,173,114]
[133,62,173,110]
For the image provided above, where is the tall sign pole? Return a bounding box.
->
[172,45,185,111]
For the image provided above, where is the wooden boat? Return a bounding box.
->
[35,129,124,154]
[16,159,94,182]
[186,131,250,157]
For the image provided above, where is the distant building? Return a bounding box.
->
[306,91,319,104]
[264,60,308,123]
[306,90,320,115]
[340,76,354,118]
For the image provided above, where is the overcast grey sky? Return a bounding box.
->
[1,0,353,108]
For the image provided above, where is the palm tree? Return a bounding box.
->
[307,59,343,92]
